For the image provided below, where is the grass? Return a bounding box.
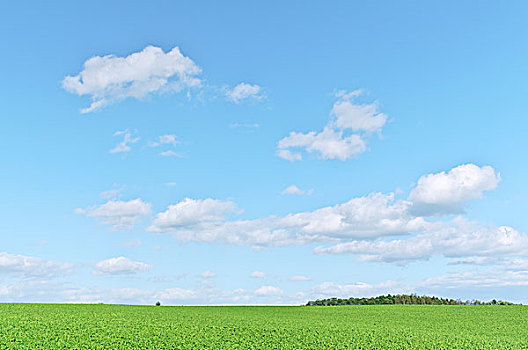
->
[0,304,527,349]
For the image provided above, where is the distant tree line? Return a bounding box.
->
[306,294,516,306]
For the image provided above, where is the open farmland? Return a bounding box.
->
[1,304,527,349]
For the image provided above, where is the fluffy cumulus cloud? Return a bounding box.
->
[279,192,426,239]
[147,193,428,247]
[277,90,386,161]
[330,90,387,133]
[277,127,366,161]
[225,83,264,103]
[0,252,72,278]
[93,256,151,275]
[145,163,528,268]
[62,46,201,113]
[314,219,528,264]
[310,163,512,264]
[254,285,283,296]
[147,198,238,231]
[409,163,501,214]
[76,198,151,230]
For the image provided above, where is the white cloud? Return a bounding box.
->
[0,278,402,305]
[409,164,501,214]
[147,193,428,247]
[93,256,151,275]
[448,257,499,265]
[277,90,385,161]
[157,134,179,146]
[160,150,182,157]
[302,164,521,265]
[226,83,264,103]
[276,149,302,162]
[281,185,313,196]
[313,236,433,263]
[166,182,177,187]
[0,281,199,305]
[110,129,139,154]
[150,134,179,147]
[62,46,201,113]
[0,252,72,278]
[76,198,151,230]
[201,270,216,278]
[100,188,123,200]
[254,285,283,296]
[145,163,522,268]
[330,90,387,133]
[277,127,366,161]
[310,280,407,299]
[229,123,260,129]
[148,198,238,232]
[420,267,528,290]
[289,275,311,281]
[279,193,426,239]
[250,271,265,278]
[0,279,275,305]
[149,134,182,157]
[155,287,198,302]
[314,219,528,264]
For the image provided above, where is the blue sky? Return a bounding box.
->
[1,0,528,304]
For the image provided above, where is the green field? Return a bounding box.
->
[1,304,527,349]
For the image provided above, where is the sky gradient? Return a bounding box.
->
[1,1,528,305]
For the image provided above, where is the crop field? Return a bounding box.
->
[0,304,527,349]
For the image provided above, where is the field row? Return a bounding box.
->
[0,304,526,349]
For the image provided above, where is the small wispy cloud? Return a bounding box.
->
[250,271,265,278]
[281,185,313,196]
[110,129,139,154]
[150,134,179,147]
[75,198,151,230]
[151,134,182,157]
[201,270,216,278]
[100,187,124,200]
[289,275,312,281]
[229,123,260,129]
[160,150,182,157]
